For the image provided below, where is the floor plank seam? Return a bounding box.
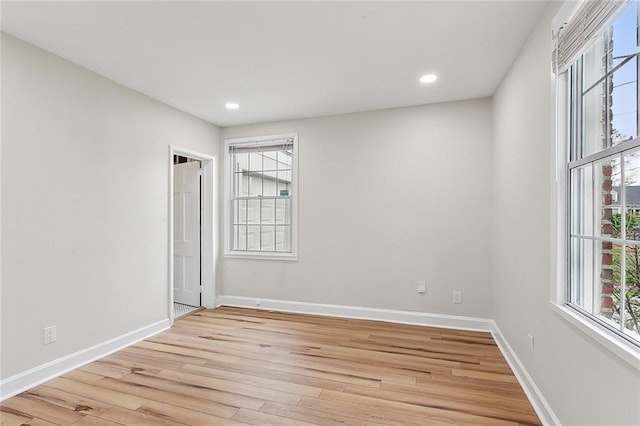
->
[1,307,542,425]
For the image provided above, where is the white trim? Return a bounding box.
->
[551,5,640,369]
[491,322,561,426]
[550,302,640,371]
[0,295,560,425]
[217,295,493,332]
[223,134,295,147]
[552,0,630,73]
[224,253,298,261]
[218,295,558,423]
[552,0,581,31]
[0,319,170,401]
[223,133,299,260]
[168,146,218,326]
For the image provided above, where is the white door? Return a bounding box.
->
[174,160,201,306]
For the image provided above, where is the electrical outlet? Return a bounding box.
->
[417,280,426,294]
[453,291,463,304]
[43,325,56,345]
[528,333,535,355]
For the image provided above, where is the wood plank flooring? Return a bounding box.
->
[1,307,541,425]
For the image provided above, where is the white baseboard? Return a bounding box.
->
[491,322,560,426]
[1,297,559,425]
[217,295,493,332]
[218,295,558,425]
[0,318,171,401]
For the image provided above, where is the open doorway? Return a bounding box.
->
[169,147,216,324]
[173,154,202,318]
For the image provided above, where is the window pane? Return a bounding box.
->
[623,150,640,241]
[610,57,638,144]
[234,199,248,225]
[622,244,640,340]
[249,152,263,172]
[234,225,247,250]
[571,238,640,343]
[263,170,278,197]
[611,1,639,68]
[278,170,292,196]
[261,226,275,251]
[571,164,594,236]
[247,199,260,224]
[608,243,640,342]
[582,79,609,157]
[570,237,596,311]
[249,172,263,197]
[602,242,624,324]
[580,2,639,160]
[594,156,621,239]
[278,150,292,167]
[624,295,640,340]
[246,225,260,250]
[262,199,275,225]
[263,152,278,171]
[275,226,291,252]
[276,198,291,224]
[235,171,249,197]
[233,152,249,173]
[582,33,609,89]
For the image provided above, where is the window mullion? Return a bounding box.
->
[621,152,627,332]
[622,243,628,332]
[230,154,235,250]
[231,153,237,250]
[570,233,640,246]
[569,136,640,169]
[259,198,263,251]
[260,150,264,251]
[637,53,639,143]
[605,46,611,151]
[567,67,576,306]
[622,153,627,241]
[245,193,249,251]
[276,148,280,252]
[590,158,595,310]
[577,59,584,161]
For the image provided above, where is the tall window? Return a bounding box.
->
[562,1,640,346]
[224,134,298,258]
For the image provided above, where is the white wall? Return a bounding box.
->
[0,34,220,379]
[9,3,638,420]
[492,4,640,425]
[221,99,494,318]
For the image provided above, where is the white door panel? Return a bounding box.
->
[173,160,201,306]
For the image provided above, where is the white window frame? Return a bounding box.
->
[223,133,298,260]
[553,0,640,371]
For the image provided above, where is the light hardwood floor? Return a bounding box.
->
[1,307,541,425]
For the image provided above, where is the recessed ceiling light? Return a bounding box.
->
[225,102,239,110]
[419,74,438,84]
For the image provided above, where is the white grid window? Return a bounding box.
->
[563,1,640,347]
[225,134,298,259]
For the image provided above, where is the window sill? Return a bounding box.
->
[224,251,298,261]
[550,302,640,371]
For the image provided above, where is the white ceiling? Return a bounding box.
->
[1,1,548,127]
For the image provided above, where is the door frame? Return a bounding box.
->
[168,146,216,325]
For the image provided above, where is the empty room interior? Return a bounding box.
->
[1,1,640,425]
